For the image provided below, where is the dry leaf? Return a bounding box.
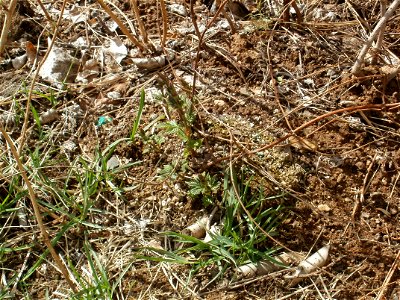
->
[288,135,317,151]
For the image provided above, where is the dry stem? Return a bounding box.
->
[131,0,148,44]
[96,0,146,52]
[0,0,17,56]
[376,250,400,300]
[351,0,400,75]
[159,0,168,48]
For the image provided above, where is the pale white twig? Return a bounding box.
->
[351,0,400,75]
[372,0,388,64]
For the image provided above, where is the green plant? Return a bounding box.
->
[137,167,286,282]
[158,120,202,157]
[222,169,285,264]
[157,73,201,157]
[130,89,145,141]
[187,172,220,206]
[0,137,141,295]
[157,159,188,182]
[33,89,60,107]
[30,104,43,139]
[70,240,113,300]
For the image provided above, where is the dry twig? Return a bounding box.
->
[0,0,17,56]
[131,0,148,44]
[375,250,400,300]
[159,0,168,48]
[351,0,400,75]
[96,0,146,52]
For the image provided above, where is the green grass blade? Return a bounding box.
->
[130,89,145,140]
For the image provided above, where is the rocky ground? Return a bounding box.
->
[0,0,399,299]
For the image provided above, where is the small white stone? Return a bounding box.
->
[107,91,121,99]
[168,4,187,16]
[214,99,226,107]
[107,156,120,170]
[317,204,331,212]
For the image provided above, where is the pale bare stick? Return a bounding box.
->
[351,0,400,75]
[35,0,55,29]
[371,0,388,64]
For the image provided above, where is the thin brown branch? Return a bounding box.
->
[35,0,55,29]
[131,0,148,44]
[159,0,168,48]
[189,0,201,40]
[190,0,230,101]
[218,0,236,33]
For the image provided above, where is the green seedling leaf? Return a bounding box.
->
[30,105,42,134]
[130,89,145,140]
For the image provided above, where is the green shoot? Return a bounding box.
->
[187,172,220,206]
[30,104,43,138]
[130,89,145,140]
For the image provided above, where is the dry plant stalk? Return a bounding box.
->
[159,0,168,48]
[35,0,55,28]
[0,124,78,292]
[351,0,400,75]
[376,250,400,300]
[189,0,230,100]
[372,0,388,64]
[96,0,146,52]
[131,0,148,44]
[0,0,18,56]
[189,0,201,39]
[216,0,236,33]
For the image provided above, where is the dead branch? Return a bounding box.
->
[351,0,400,75]
[0,0,18,56]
